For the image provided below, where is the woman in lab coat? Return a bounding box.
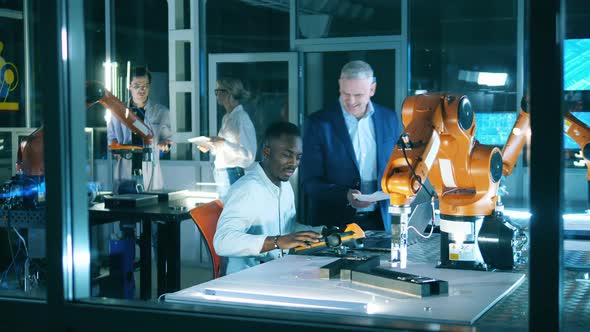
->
[197,77,257,200]
[107,66,173,194]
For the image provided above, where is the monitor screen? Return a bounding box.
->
[475,111,590,150]
[564,39,590,91]
[475,112,518,146]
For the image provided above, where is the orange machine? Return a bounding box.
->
[14,82,154,179]
[2,83,154,209]
[564,110,590,181]
[382,93,529,270]
[86,81,154,159]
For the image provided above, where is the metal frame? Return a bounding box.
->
[528,1,564,331]
[0,127,35,176]
[294,41,404,123]
[168,0,200,159]
[290,0,407,121]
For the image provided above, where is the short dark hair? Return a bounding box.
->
[263,122,300,148]
[131,66,152,83]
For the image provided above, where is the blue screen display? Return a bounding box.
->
[475,111,590,150]
[475,112,518,146]
[564,39,590,91]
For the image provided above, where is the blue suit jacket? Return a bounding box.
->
[300,102,401,231]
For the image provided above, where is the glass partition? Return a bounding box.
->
[410,0,518,147]
[1,1,584,332]
[0,0,47,301]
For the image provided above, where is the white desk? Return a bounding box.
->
[165,255,525,325]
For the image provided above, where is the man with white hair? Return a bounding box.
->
[301,60,401,232]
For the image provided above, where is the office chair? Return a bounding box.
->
[189,199,224,279]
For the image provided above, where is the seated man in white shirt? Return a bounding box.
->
[213,122,324,275]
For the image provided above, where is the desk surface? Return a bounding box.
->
[88,197,204,223]
[166,255,524,325]
[165,230,590,330]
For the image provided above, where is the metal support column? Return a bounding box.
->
[528,1,565,331]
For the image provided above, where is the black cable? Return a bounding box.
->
[401,143,435,198]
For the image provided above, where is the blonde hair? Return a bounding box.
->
[217,77,251,102]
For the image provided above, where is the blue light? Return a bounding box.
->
[564,39,590,91]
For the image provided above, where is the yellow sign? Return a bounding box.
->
[0,41,19,111]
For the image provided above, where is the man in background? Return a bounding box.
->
[300,60,401,232]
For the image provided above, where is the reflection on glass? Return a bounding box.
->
[0,2,47,300]
[207,0,289,53]
[304,50,396,116]
[216,62,290,161]
[410,0,518,165]
[296,0,401,38]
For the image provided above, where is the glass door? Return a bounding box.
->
[208,52,299,188]
[303,49,400,118]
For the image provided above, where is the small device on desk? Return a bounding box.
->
[141,189,188,202]
[292,223,366,256]
[103,194,158,209]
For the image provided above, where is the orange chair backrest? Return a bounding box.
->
[189,199,224,279]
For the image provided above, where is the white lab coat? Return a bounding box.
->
[106,99,172,193]
[213,163,324,275]
[210,104,257,198]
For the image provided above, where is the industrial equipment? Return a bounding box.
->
[0,82,154,296]
[0,81,155,209]
[292,223,366,256]
[382,93,529,271]
[86,81,154,161]
[563,110,590,204]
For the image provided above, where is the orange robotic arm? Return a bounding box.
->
[15,82,155,177]
[15,127,44,176]
[564,111,590,180]
[382,93,510,269]
[381,94,443,208]
[86,81,154,153]
[501,102,530,176]
[382,93,503,217]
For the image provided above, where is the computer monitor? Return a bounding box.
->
[564,39,590,91]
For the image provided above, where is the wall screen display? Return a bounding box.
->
[564,39,590,91]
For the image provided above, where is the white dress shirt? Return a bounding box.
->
[340,98,377,212]
[213,163,323,275]
[212,104,257,169]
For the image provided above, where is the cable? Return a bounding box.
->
[401,143,435,198]
[407,197,437,239]
[408,224,434,239]
[12,227,29,258]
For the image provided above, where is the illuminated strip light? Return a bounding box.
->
[503,209,590,230]
[61,28,68,61]
[194,288,370,313]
